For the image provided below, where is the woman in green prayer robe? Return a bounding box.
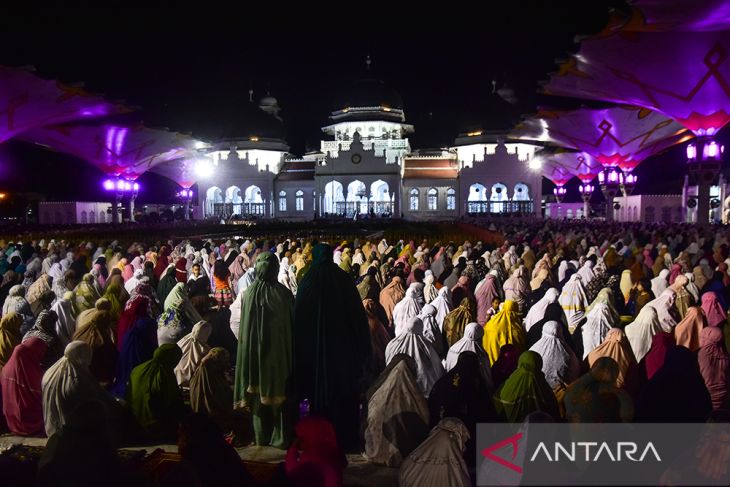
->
[234,252,294,449]
[494,350,559,423]
[294,243,371,450]
[127,343,185,442]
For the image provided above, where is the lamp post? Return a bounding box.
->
[597,167,620,222]
[178,188,194,220]
[578,183,594,219]
[686,136,723,226]
[619,172,637,197]
[552,185,567,203]
[103,178,140,224]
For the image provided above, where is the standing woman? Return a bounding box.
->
[212,260,233,309]
[235,253,295,448]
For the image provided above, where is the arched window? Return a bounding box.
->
[80,211,87,224]
[89,210,96,224]
[446,188,456,210]
[409,188,419,211]
[427,188,438,210]
[295,190,304,212]
[278,190,287,212]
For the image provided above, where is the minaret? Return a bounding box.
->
[366,55,371,72]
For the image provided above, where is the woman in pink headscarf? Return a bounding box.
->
[121,261,134,282]
[0,336,47,435]
[698,327,730,410]
[668,264,682,286]
[701,292,727,328]
[450,276,473,309]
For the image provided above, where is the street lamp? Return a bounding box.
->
[552,185,567,203]
[597,167,620,221]
[686,136,724,225]
[102,178,140,223]
[619,172,637,196]
[178,188,194,220]
[578,183,594,218]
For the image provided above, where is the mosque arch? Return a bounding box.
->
[89,210,96,224]
[446,187,456,211]
[490,183,508,213]
[278,190,287,212]
[226,186,243,204]
[513,183,530,201]
[468,183,488,202]
[427,187,438,210]
[346,180,368,215]
[324,181,345,214]
[80,211,87,224]
[295,190,304,212]
[409,188,419,211]
[243,185,263,203]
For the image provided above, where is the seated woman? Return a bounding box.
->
[364,354,430,467]
[73,298,118,385]
[126,343,185,443]
[174,321,212,388]
[189,347,234,434]
[158,283,202,344]
[42,341,121,437]
[399,418,471,487]
[0,336,48,435]
[494,351,559,423]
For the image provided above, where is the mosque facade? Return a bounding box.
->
[196,80,543,222]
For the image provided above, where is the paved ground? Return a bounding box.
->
[0,434,399,486]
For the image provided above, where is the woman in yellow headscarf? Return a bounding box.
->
[483,300,525,365]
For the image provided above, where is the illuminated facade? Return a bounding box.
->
[197,80,542,221]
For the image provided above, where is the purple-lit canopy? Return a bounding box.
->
[22,123,200,179]
[543,151,603,183]
[512,106,690,172]
[150,155,204,189]
[543,9,730,134]
[626,1,730,32]
[0,66,128,144]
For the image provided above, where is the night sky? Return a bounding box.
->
[0,1,720,206]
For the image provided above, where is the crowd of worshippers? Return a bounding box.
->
[0,221,729,486]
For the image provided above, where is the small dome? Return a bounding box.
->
[334,78,404,111]
[259,95,278,107]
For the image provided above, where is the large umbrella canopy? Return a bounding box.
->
[0,65,128,144]
[21,123,200,179]
[543,8,730,135]
[512,106,691,173]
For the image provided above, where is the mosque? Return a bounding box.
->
[196,77,542,222]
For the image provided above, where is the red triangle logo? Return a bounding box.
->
[481,432,524,474]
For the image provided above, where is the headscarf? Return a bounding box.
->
[503,267,530,313]
[116,294,150,350]
[74,274,102,314]
[174,321,213,387]
[398,418,471,487]
[524,288,560,333]
[641,331,675,381]
[101,283,124,322]
[393,285,423,337]
[385,316,445,397]
[0,311,22,368]
[619,270,633,305]
[529,321,581,390]
[430,286,453,331]
[701,291,727,328]
[363,354,430,467]
[156,266,177,303]
[443,297,476,347]
[475,274,500,325]
[190,347,234,431]
[558,274,589,333]
[364,298,391,378]
[0,336,48,435]
[650,269,670,299]
[379,276,406,326]
[41,341,117,437]
[587,328,637,388]
[581,292,619,359]
[698,327,730,410]
[111,313,157,399]
[158,282,203,344]
[444,322,493,390]
[483,300,525,365]
[72,299,117,384]
[27,275,53,316]
[564,357,634,423]
[673,306,706,351]
[644,288,680,332]
[126,343,184,441]
[423,271,438,304]
[684,272,700,302]
[495,351,559,423]
[419,303,447,359]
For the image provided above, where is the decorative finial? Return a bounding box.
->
[366,55,371,71]
[248,88,254,103]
